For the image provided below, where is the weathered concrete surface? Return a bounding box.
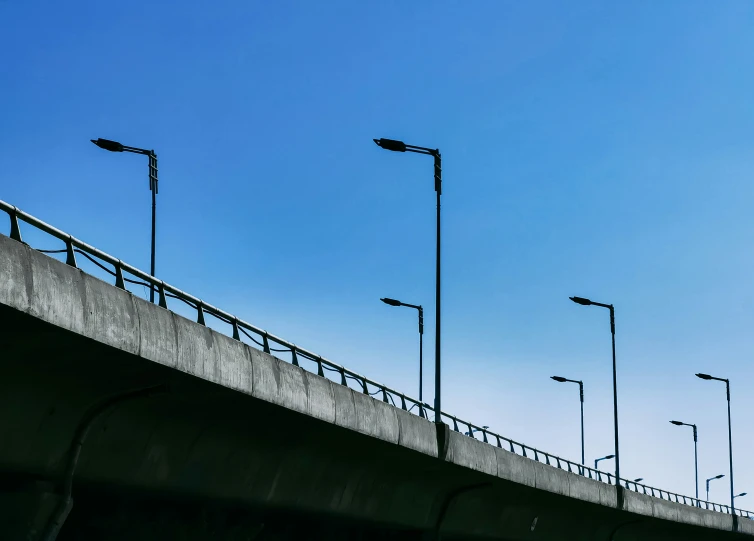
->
[1,232,752,540]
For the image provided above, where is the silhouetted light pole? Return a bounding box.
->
[707,474,725,502]
[670,420,699,501]
[381,297,424,406]
[466,425,489,437]
[91,138,159,303]
[551,376,585,465]
[594,454,615,471]
[697,373,735,513]
[374,138,442,424]
[570,296,620,484]
[625,477,644,488]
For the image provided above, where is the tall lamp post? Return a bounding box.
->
[670,420,699,502]
[91,138,159,303]
[594,454,615,471]
[570,296,620,484]
[374,138,442,424]
[707,474,725,503]
[551,376,585,466]
[697,373,735,514]
[380,297,424,406]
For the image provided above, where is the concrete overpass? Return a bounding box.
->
[1,201,753,540]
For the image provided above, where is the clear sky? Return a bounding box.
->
[2,1,753,507]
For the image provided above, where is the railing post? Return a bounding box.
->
[361,379,368,394]
[196,304,206,326]
[317,357,324,377]
[382,389,389,403]
[65,238,77,268]
[158,284,168,308]
[262,334,271,354]
[232,319,240,340]
[291,349,299,367]
[400,396,407,410]
[115,263,125,290]
[340,369,347,386]
[9,211,22,242]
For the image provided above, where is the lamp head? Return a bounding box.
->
[551,376,568,383]
[696,373,713,380]
[605,454,615,459]
[374,138,407,152]
[91,138,124,152]
[634,478,644,482]
[715,474,725,480]
[380,297,402,307]
[570,296,592,306]
[670,420,683,426]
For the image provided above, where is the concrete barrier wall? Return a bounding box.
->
[2,233,752,539]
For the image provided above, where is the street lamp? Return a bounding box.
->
[706,474,725,502]
[380,297,424,408]
[570,296,620,484]
[696,373,735,513]
[550,376,585,465]
[466,425,489,437]
[594,454,615,471]
[735,493,748,499]
[91,138,159,303]
[670,420,699,501]
[625,477,644,488]
[374,138,442,424]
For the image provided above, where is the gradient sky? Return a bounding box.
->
[2,1,753,506]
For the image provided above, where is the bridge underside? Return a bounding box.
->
[0,302,742,540]
[50,486,424,541]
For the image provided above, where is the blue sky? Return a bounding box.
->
[2,1,754,506]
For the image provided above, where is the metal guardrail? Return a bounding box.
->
[1,199,752,521]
